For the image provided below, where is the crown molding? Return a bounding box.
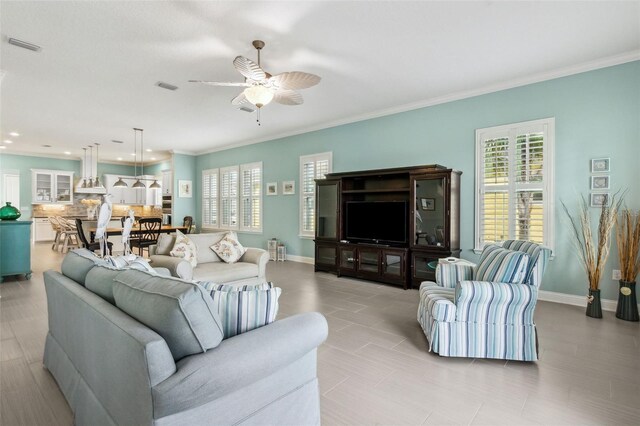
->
[196,50,640,156]
[0,150,82,161]
[170,150,197,156]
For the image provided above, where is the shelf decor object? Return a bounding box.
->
[0,202,21,220]
[615,209,640,321]
[561,193,623,318]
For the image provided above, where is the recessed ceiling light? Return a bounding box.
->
[0,146,6,150]
[130,153,136,156]
[42,144,52,148]
[150,157,156,160]
[146,148,152,152]
[9,132,19,137]
[8,38,42,52]
[4,140,13,144]
[117,157,123,161]
[64,151,71,155]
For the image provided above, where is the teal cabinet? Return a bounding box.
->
[0,220,33,281]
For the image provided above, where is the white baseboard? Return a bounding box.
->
[538,289,640,312]
[285,254,314,264]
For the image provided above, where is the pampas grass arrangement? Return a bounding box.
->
[616,209,640,282]
[561,193,623,291]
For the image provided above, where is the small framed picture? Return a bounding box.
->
[591,158,610,173]
[590,175,610,190]
[178,180,193,198]
[590,193,609,208]
[421,198,435,211]
[282,180,295,195]
[266,182,278,196]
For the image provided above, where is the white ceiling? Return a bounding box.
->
[1,1,639,163]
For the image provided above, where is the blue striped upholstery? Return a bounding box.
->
[475,245,529,284]
[200,281,281,338]
[418,240,550,361]
[435,263,475,288]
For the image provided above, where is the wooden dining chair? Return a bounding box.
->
[129,218,162,256]
[75,218,112,256]
[183,216,193,234]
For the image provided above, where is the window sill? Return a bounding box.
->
[299,234,315,240]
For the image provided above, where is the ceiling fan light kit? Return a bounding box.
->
[190,39,321,125]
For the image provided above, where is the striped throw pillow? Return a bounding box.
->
[201,282,281,338]
[475,246,529,284]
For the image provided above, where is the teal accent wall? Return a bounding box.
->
[173,154,197,226]
[0,154,134,218]
[144,159,172,176]
[195,61,639,300]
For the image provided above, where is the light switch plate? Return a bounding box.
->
[612,269,621,280]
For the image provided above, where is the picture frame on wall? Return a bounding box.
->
[266,182,278,195]
[591,158,610,173]
[421,198,435,211]
[178,180,193,198]
[590,193,609,208]
[282,180,295,195]
[590,175,610,190]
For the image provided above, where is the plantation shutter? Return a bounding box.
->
[220,166,239,228]
[202,169,218,227]
[300,152,332,236]
[476,119,554,251]
[240,162,262,231]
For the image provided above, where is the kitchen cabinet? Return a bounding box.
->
[161,170,173,195]
[1,221,32,281]
[32,170,74,204]
[33,218,57,242]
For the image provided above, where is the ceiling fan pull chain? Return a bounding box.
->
[256,108,261,126]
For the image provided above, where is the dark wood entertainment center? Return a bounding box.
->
[314,164,461,289]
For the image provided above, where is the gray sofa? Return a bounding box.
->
[149,232,268,284]
[43,250,328,426]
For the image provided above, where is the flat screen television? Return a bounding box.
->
[345,201,407,245]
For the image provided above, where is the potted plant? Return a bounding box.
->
[615,209,640,321]
[562,193,622,318]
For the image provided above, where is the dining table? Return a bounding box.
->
[88,225,188,243]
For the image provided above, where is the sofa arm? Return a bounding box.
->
[149,244,158,256]
[149,255,193,281]
[240,248,269,279]
[151,312,328,418]
[435,261,476,288]
[454,281,538,325]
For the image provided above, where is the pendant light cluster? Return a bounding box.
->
[80,143,105,189]
[114,128,161,189]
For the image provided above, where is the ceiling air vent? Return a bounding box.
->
[111,139,124,144]
[156,81,178,91]
[239,106,255,113]
[8,38,42,52]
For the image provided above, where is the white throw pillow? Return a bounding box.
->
[170,229,198,268]
[210,232,247,264]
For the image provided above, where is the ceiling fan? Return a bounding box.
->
[189,40,321,124]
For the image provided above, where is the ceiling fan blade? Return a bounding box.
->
[269,72,321,90]
[231,91,250,106]
[274,89,304,106]
[188,80,250,87]
[233,56,267,81]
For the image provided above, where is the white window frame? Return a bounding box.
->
[219,165,239,230]
[202,163,263,233]
[202,168,219,228]
[299,152,333,238]
[474,118,555,253]
[239,162,263,233]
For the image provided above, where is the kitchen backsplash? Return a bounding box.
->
[32,193,162,217]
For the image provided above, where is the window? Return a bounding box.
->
[475,118,554,252]
[202,162,262,232]
[300,152,332,237]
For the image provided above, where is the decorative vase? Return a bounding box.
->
[586,289,603,318]
[0,202,21,220]
[616,281,639,322]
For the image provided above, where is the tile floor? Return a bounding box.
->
[1,243,639,425]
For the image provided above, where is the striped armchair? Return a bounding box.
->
[417,240,551,361]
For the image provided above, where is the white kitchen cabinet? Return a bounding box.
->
[32,170,74,204]
[162,170,172,195]
[33,218,57,242]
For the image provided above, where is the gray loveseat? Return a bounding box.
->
[149,232,268,284]
[43,250,328,425]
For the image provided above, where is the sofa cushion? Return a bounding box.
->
[113,269,224,360]
[189,232,226,264]
[169,230,198,268]
[61,249,108,286]
[84,264,121,304]
[200,282,281,338]
[210,232,247,264]
[155,233,176,255]
[475,245,530,284]
[192,261,259,283]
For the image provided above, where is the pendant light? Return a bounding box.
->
[132,128,145,188]
[87,145,94,187]
[81,148,88,188]
[150,180,161,189]
[93,143,104,188]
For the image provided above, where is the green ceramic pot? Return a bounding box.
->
[0,202,21,220]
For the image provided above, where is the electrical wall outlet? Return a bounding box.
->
[612,269,621,280]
